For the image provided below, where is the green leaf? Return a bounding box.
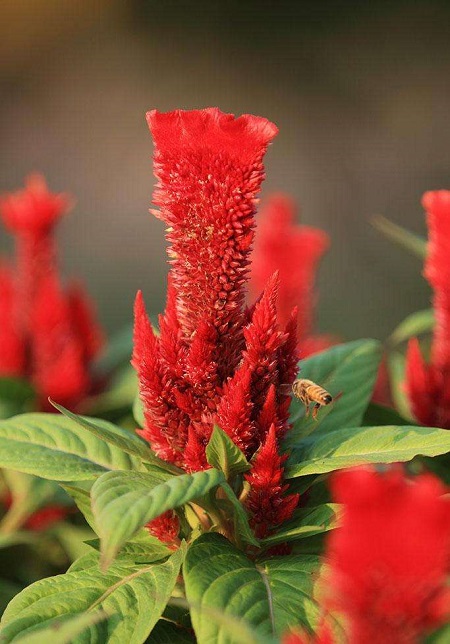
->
[388,309,434,346]
[184,533,321,642]
[91,469,225,568]
[372,215,427,259]
[286,340,382,444]
[85,538,171,565]
[0,545,185,643]
[14,610,108,644]
[51,402,157,465]
[0,378,35,420]
[0,413,139,481]
[260,504,341,547]
[206,425,250,479]
[286,425,450,477]
[61,485,98,532]
[388,351,414,420]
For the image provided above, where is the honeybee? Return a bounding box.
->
[292,379,333,420]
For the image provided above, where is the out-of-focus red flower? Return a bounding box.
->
[1,492,68,532]
[405,191,450,427]
[0,174,104,409]
[249,194,335,358]
[325,466,450,643]
[133,108,300,541]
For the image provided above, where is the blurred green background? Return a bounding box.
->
[1,0,449,341]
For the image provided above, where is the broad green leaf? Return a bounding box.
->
[91,469,225,568]
[206,425,250,479]
[372,215,427,259]
[286,425,450,477]
[85,538,171,564]
[14,610,108,644]
[286,340,382,444]
[260,504,341,547]
[427,624,450,643]
[388,351,414,420]
[184,533,321,642]
[51,402,157,465]
[388,309,434,346]
[0,413,139,481]
[0,378,35,420]
[61,485,97,532]
[0,545,185,643]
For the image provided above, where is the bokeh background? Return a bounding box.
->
[1,0,449,341]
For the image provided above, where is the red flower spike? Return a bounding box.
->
[0,176,103,410]
[0,262,25,376]
[134,109,299,539]
[147,108,277,372]
[133,292,187,465]
[243,272,288,419]
[249,194,333,357]
[146,510,180,548]
[244,424,299,538]
[216,364,255,454]
[326,466,450,644]
[66,281,104,363]
[405,190,450,427]
[31,273,89,409]
[0,174,72,235]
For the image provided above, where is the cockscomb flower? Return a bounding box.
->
[325,466,450,643]
[0,174,104,409]
[405,191,450,427]
[133,108,300,540]
[249,193,335,357]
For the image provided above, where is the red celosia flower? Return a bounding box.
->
[405,190,450,427]
[244,424,299,538]
[133,108,300,539]
[249,194,335,358]
[0,174,103,409]
[146,510,180,549]
[1,493,68,532]
[324,466,450,643]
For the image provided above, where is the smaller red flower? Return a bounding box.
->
[405,190,450,427]
[146,510,180,548]
[0,175,104,410]
[325,466,450,644]
[250,194,334,358]
[244,424,299,538]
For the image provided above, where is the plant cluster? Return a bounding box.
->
[0,108,448,643]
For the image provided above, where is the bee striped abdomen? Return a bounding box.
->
[292,378,333,419]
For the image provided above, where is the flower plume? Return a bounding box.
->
[133,108,299,540]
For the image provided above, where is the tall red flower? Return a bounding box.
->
[405,191,450,427]
[324,466,450,644]
[0,174,104,409]
[249,194,334,357]
[133,108,300,539]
